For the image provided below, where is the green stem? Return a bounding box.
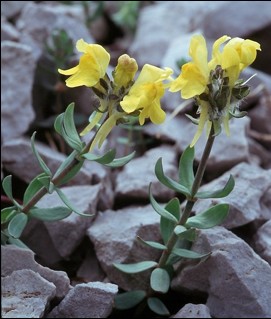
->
[22,115,108,214]
[157,125,215,269]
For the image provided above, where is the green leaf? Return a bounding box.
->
[137,236,166,250]
[54,113,64,135]
[7,237,30,249]
[2,175,21,207]
[149,184,178,223]
[1,207,17,224]
[147,297,170,316]
[179,146,195,190]
[55,188,93,217]
[29,206,72,221]
[105,151,136,168]
[172,247,210,259]
[54,151,84,186]
[113,261,157,274]
[150,268,170,294]
[174,226,197,242]
[160,198,181,244]
[37,175,51,191]
[196,175,235,199]
[8,213,28,239]
[62,103,83,151]
[23,173,47,205]
[186,203,229,229]
[31,132,52,176]
[83,149,116,164]
[155,158,191,196]
[114,290,146,310]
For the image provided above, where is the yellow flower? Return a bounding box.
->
[120,64,173,125]
[169,34,261,146]
[58,39,110,88]
[113,54,138,89]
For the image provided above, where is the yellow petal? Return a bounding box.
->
[120,95,141,113]
[189,34,209,78]
[80,111,103,136]
[190,102,209,147]
[149,102,166,124]
[58,65,79,76]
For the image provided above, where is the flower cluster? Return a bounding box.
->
[59,39,173,150]
[169,35,261,145]
[59,36,260,150]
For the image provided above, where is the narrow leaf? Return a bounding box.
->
[29,206,72,221]
[150,268,170,294]
[63,103,83,148]
[186,203,229,229]
[114,290,146,310]
[155,158,191,196]
[147,297,170,316]
[113,261,157,274]
[37,175,51,191]
[105,151,136,168]
[196,175,235,199]
[54,113,64,135]
[174,226,196,242]
[55,188,93,217]
[2,175,21,207]
[137,236,166,250]
[23,173,46,205]
[7,237,30,249]
[179,146,195,190]
[8,213,28,239]
[31,132,52,176]
[172,247,210,259]
[149,184,178,223]
[83,149,116,164]
[1,207,17,224]
[160,198,181,244]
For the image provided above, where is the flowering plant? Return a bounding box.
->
[1,34,260,317]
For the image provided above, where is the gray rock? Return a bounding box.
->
[1,17,20,41]
[248,138,271,169]
[176,116,251,178]
[172,227,271,318]
[129,1,228,67]
[2,269,56,318]
[16,2,94,60]
[115,145,177,202]
[38,185,101,258]
[253,220,271,265]
[1,42,35,143]
[193,162,271,229]
[172,303,211,318]
[1,1,28,19]
[47,282,118,318]
[203,1,271,39]
[1,137,95,186]
[76,245,106,283]
[87,204,161,291]
[1,245,70,299]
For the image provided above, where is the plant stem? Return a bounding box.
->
[22,116,107,214]
[157,125,215,269]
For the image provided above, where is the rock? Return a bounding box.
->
[193,162,271,229]
[1,245,70,299]
[115,145,177,203]
[129,1,228,67]
[1,41,35,143]
[47,282,118,318]
[76,245,106,283]
[172,303,211,318]
[248,138,271,169]
[1,1,28,19]
[2,269,56,318]
[37,185,101,258]
[172,227,271,318]
[16,2,93,60]
[176,116,251,179]
[87,204,161,291]
[1,17,20,41]
[1,137,95,186]
[253,220,271,265]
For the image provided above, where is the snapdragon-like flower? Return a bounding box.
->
[58,39,110,88]
[120,64,173,125]
[113,54,138,90]
[170,35,261,146]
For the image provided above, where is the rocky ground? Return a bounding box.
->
[1,1,271,318]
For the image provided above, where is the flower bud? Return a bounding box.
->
[113,54,138,89]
